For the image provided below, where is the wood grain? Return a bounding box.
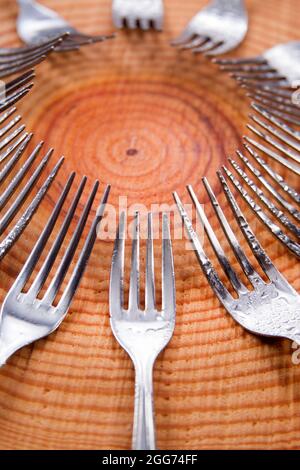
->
[0,0,300,450]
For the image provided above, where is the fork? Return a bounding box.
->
[171,0,248,56]
[0,70,35,113]
[214,41,300,86]
[0,107,65,260]
[0,177,110,366]
[17,0,114,52]
[112,0,164,30]
[0,36,63,79]
[174,179,300,346]
[244,104,300,176]
[110,212,176,450]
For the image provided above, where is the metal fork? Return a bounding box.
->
[0,177,110,366]
[244,104,300,176]
[17,0,114,52]
[172,0,248,56]
[174,179,300,345]
[112,0,164,30]
[214,41,300,86]
[110,212,176,450]
[0,70,35,113]
[0,107,65,260]
[0,36,63,79]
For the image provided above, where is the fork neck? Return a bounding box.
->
[132,358,156,451]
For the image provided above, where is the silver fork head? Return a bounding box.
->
[0,178,110,366]
[112,0,164,30]
[17,0,114,51]
[110,211,176,361]
[171,0,248,56]
[214,41,300,86]
[173,179,300,344]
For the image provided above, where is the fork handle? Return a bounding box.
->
[132,359,156,450]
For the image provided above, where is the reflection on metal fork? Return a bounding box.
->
[110,212,176,450]
[0,178,110,366]
[172,0,248,56]
[17,0,114,52]
[174,178,300,345]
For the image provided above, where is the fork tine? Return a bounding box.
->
[128,212,140,312]
[0,106,17,126]
[58,185,110,313]
[0,132,28,166]
[213,57,265,66]
[43,180,99,305]
[235,150,300,221]
[0,36,65,57]
[248,94,300,117]
[228,157,300,238]
[161,213,176,320]
[233,72,285,82]
[27,176,87,299]
[248,89,295,108]
[173,191,232,305]
[179,36,206,50]
[171,30,195,47]
[251,104,300,126]
[0,134,32,184]
[187,184,247,294]
[0,85,33,113]
[206,43,240,57]
[0,157,65,261]
[0,142,44,211]
[10,165,71,291]
[222,165,300,258]
[0,148,51,235]
[4,70,35,94]
[217,171,286,283]
[192,39,218,54]
[110,211,126,317]
[0,124,26,151]
[0,54,49,80]
[0,44,55,66]
[249,114,300,152]
[251,104,300,141]
[0,115,22,138]
[145,213,156,312]
[244,143,300,204]
[244,136,300,176]
[247,124,300,164]
[201,179,264,287]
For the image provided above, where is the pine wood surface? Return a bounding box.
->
[0,0,299,450]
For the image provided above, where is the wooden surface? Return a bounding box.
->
[0,0,300,450]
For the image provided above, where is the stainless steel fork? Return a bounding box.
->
[110,212,176,450]
[214,41,300,86]
[17,0,114,52]
[0,178,110,366]
[172,0,248,56]
[0,36,63,79]
[0,70,34,113]
[112,0,164,30]
[174,179,300,345]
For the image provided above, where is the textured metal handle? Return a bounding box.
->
[132,359,156,450]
